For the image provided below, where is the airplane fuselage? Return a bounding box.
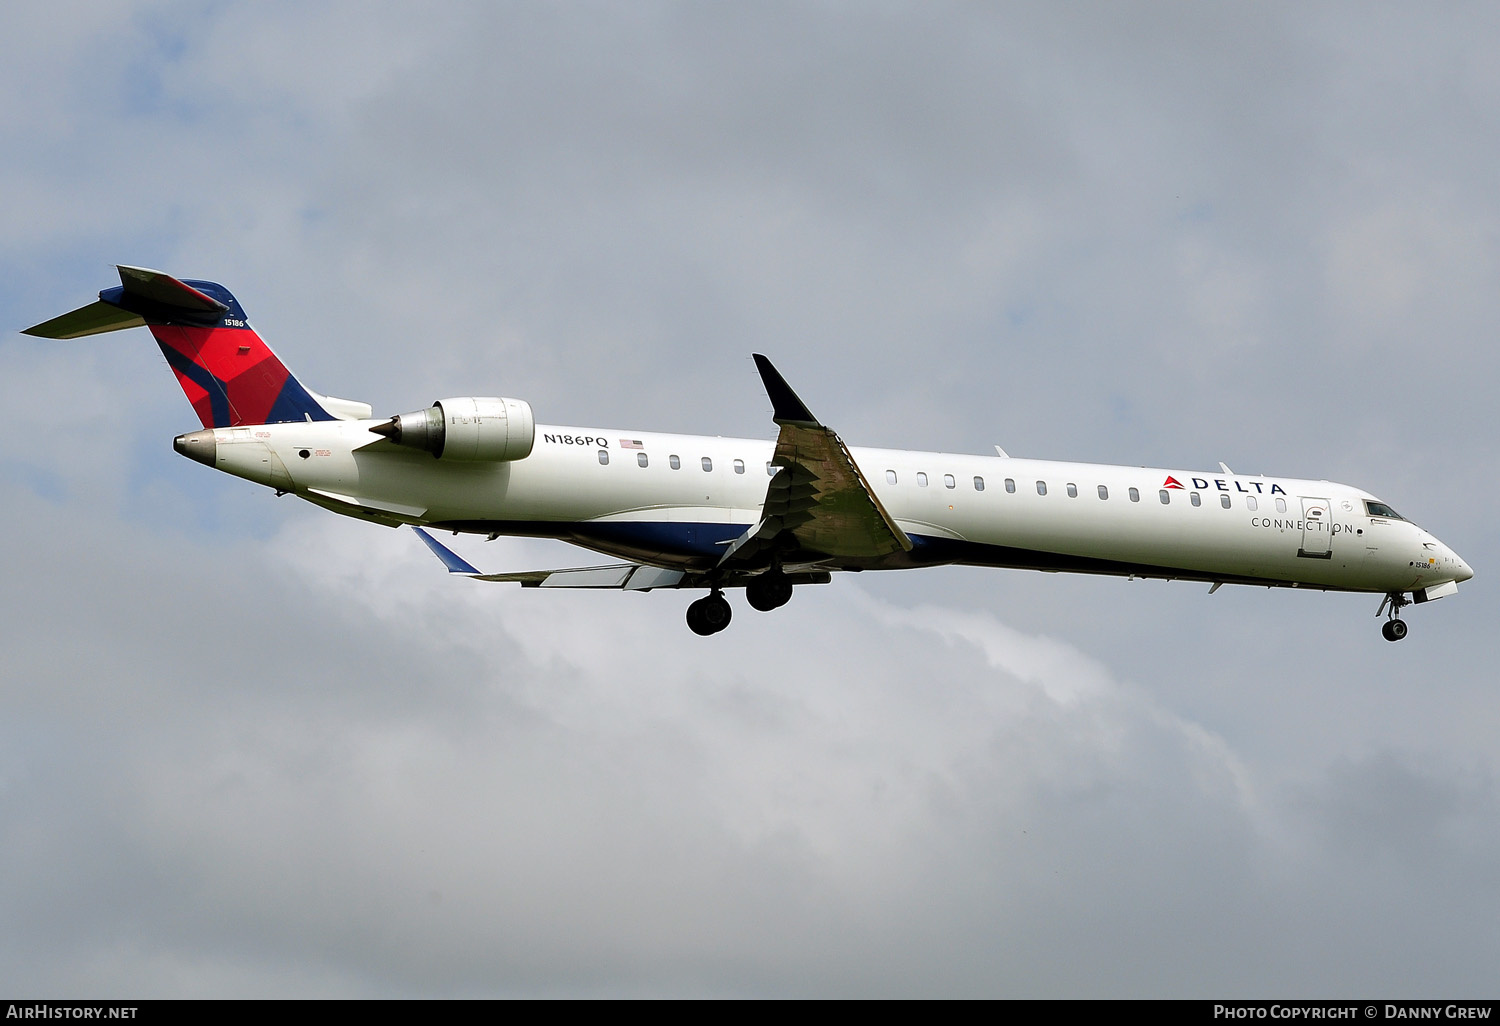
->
[188,417,1469,597]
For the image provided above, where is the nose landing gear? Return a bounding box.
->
[1377,592,1410,642]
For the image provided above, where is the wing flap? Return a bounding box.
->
[410,527,827,591]
[475,564,687,589]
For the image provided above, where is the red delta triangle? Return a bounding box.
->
[1163,476,1185,489]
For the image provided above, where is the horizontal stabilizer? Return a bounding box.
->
[23,301,146,339]
[23,300,141,340]
[115,264,227,314]
[23,265,229,339]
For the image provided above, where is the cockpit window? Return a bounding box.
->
[1365,501,1406,520]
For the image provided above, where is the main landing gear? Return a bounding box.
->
[686,592,733,636]
[1377,592,1410,642]
[686,573,796,635]
[745,571,793,612]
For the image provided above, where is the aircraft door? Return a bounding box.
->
[1297,496,1332,559]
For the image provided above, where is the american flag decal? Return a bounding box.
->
[620,438,644,449]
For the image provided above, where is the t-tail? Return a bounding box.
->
[22,265,370,428]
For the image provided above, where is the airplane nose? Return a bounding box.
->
[1454,555,1474,583]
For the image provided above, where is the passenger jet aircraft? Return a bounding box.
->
[25,266,1472,639]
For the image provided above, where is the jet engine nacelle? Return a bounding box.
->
[373,396,535,461]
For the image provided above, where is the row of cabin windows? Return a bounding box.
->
[885,470,979,490]
[880,469,1286,512]
[596,450,776,476]
[593,451,1289,513]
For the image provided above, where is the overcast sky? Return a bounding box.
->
[2,1,1497,997]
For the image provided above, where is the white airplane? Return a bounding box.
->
[25,266,1473,639]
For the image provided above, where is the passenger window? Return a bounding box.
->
[944,474,955,489]
[1098,485,1108,500]
[670,455,681,470]
[701,457,713,472]
[886,470,897,485]
[1036,481,1047,496]
[1159,490,1170,504]
[974,476,985,491]
[1247,496,1258,511]
[637,452,648,468]
[1190,492,1201,507]
[733,459,745,475]
[917,472,929,487]
[1066,483,1078,498]
[1220,494,1231,509]
[598,450,609,465]
[1129,487,1140,502]
[1275,497,1287,513]
[1005,478,1016,493]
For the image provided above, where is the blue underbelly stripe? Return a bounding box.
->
[571,520,749,559]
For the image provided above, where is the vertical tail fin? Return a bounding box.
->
[140,272,336,429]
[22,265,369,428]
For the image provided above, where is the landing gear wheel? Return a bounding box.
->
[686,593,732,636]
[746,573,794,612]
[1377,592,1411,642]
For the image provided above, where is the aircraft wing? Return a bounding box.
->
[720,355,912,567]
[411,528,829,591]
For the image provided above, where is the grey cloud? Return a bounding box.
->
[2,0,1497,997]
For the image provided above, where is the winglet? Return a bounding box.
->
[753,354,820,427]
[412,526,481,575]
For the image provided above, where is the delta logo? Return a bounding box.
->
[1164,474,1288,496]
